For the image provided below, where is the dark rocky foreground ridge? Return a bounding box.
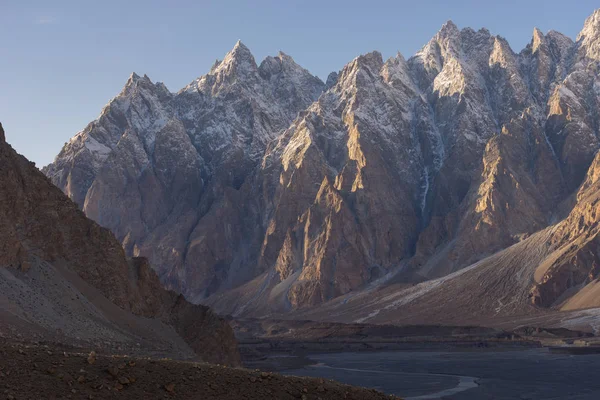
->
[0,339,399,400]
[0,123,240,366]
[42,9,600,324]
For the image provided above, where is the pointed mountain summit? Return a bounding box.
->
[437,20,460,39]
[120,72,170,98]
[531,27,546,52]
[231,39,252,55]
[127,71,142,83]
[409,20,468,89]
[211,40,258,79]
[259,49,319,79]
[578,8,600,41]
[43,69,174,206]
[577,8,600,60]
[276,50,293,60]
[425,20,460,49]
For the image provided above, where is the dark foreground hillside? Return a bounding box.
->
[0,339,399,400]
[0,122,239,366]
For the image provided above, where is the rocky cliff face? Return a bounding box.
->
[295,146,600,326]
[45,10,600,318]
[44,42,325,299]
[0,123,240,365]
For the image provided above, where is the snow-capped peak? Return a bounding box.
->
[123,72,153,90]
[212,40,257,77]
[124,72,148,89]
[192,40,260,95]
[577,9,600,60]
[412,20,464,70]
[352,51,384,72]
[233,39,248,51]
[259,51,300,75]
[116,73,171,105]
[276,50,293,61]
[331,51,383,93]
[259,50,322,85]
[381,52,418,93]
[129,71,141,81]
[578,9,600,42]
[438,20,459,39]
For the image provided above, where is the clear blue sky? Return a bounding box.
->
[1,0,598,167]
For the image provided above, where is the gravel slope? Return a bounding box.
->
[0,339,400,400]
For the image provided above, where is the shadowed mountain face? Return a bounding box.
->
[0,123,240,366]
[44,10,600,321]
[43,43,326,303]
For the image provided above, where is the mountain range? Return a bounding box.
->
[43,9,600,327]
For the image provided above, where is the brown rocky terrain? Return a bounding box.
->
[0,338,399,400]
[0,123,239,366]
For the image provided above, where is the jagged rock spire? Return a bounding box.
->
[577,9,600,60]
[578,8,600,41]
[325,71,338,89]
[206,40,258,84]
[438,20,459,38]
[219,40,256,69]
[532,27,546,52]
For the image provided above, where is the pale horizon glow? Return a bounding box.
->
[1,0,598,167]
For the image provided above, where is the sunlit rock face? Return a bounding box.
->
[46,10,600,316]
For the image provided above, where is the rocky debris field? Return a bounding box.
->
[0,339,400,400]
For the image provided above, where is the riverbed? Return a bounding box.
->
[279,349,600,399]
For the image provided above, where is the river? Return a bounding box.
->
[280,349,600,399]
